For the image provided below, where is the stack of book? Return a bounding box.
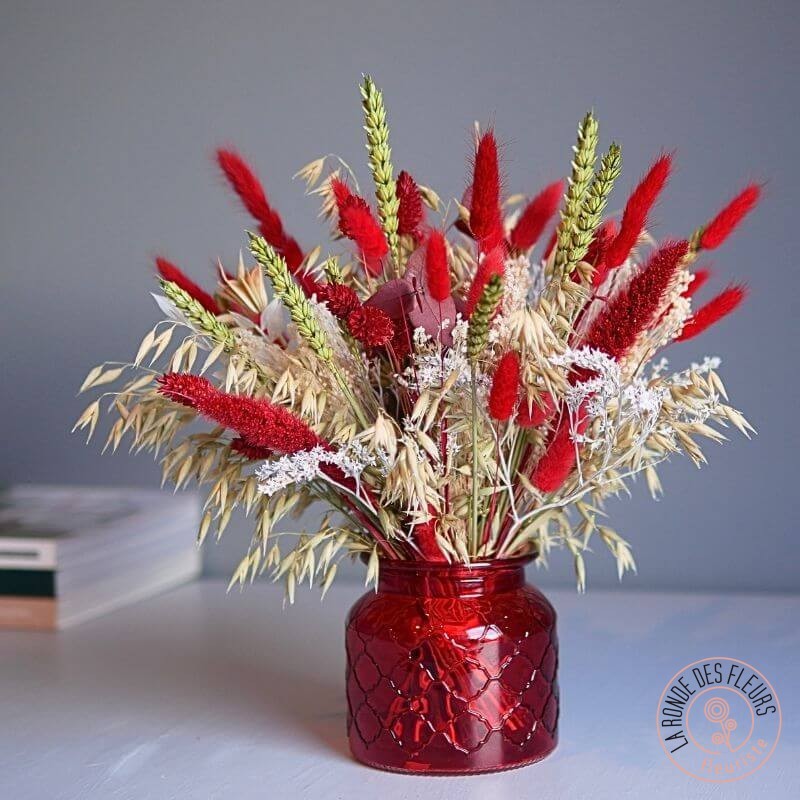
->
[0,485,201,630]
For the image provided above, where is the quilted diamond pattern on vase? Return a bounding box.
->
[345,558,558,774]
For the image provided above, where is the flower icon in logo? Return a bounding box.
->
[704,697,737,751]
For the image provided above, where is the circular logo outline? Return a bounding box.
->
[655,656,781,783]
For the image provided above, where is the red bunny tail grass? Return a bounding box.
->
[155,257,220,315]
[396,170,424,237]
[347,306,395,347]
[509,180,564,252]
[698,184,761,251]
[216,149,304,271]
[469,130,504,250]
[158,373,321,454]
[425,230,451,301]
[583,240,689,360]
[516,392,555,428]
[676,284,747,342]
[586,219,617,266]
[531,408,588,493]
[605,154,672,269]
[587,221,619,289]
[336,192,388,276]
[330,177,353,206]
[317,283,361,319]
[230,437,272,460]
[465,247,505,317]
[488,351,521,421]
[682,267,712,298]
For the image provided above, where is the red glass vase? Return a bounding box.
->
[345,557,558,774]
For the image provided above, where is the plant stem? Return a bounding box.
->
[470,364,479,553]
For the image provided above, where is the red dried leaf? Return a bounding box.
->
[411,507,446,561]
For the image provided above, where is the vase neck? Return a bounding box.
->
[377,558,530,598]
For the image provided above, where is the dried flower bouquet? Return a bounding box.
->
[76,76,757,595]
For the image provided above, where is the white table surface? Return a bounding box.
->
[1,580,797,799]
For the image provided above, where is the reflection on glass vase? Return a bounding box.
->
[345,556,558,774]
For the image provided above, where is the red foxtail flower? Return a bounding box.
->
[347,306,395,347]
[488,351,521,421]
[215,149,305,272]
[333,183,388,276]
[396,170,424,237]
[605,154,672,269]
[464,247,505,317]
[317,283,361,319]
[425,230,451,301]
[531,407,589,493]
[682,267,712,298]
[509,180,564,252]
[155,257,220,316]
[676,284,747,342]
[516,392,555,428]
[698,184,761,250]
[230,437,272,460]
[469,130,504,251]
[583,240,689,360]
[158,373,321,454]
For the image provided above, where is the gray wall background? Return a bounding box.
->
[1,0,797,593]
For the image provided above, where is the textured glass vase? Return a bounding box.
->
[345,557,558,774]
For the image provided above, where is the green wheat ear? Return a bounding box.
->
[467,274,504,363]
[322,255,344,284]
[249,232,370,427]
[361,75,400,268]
[553,111,599,282]
[248,232,333,363]
[160,279,269,380]
[570,141,622,271]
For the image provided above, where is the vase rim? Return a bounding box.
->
[379,553,536,573]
